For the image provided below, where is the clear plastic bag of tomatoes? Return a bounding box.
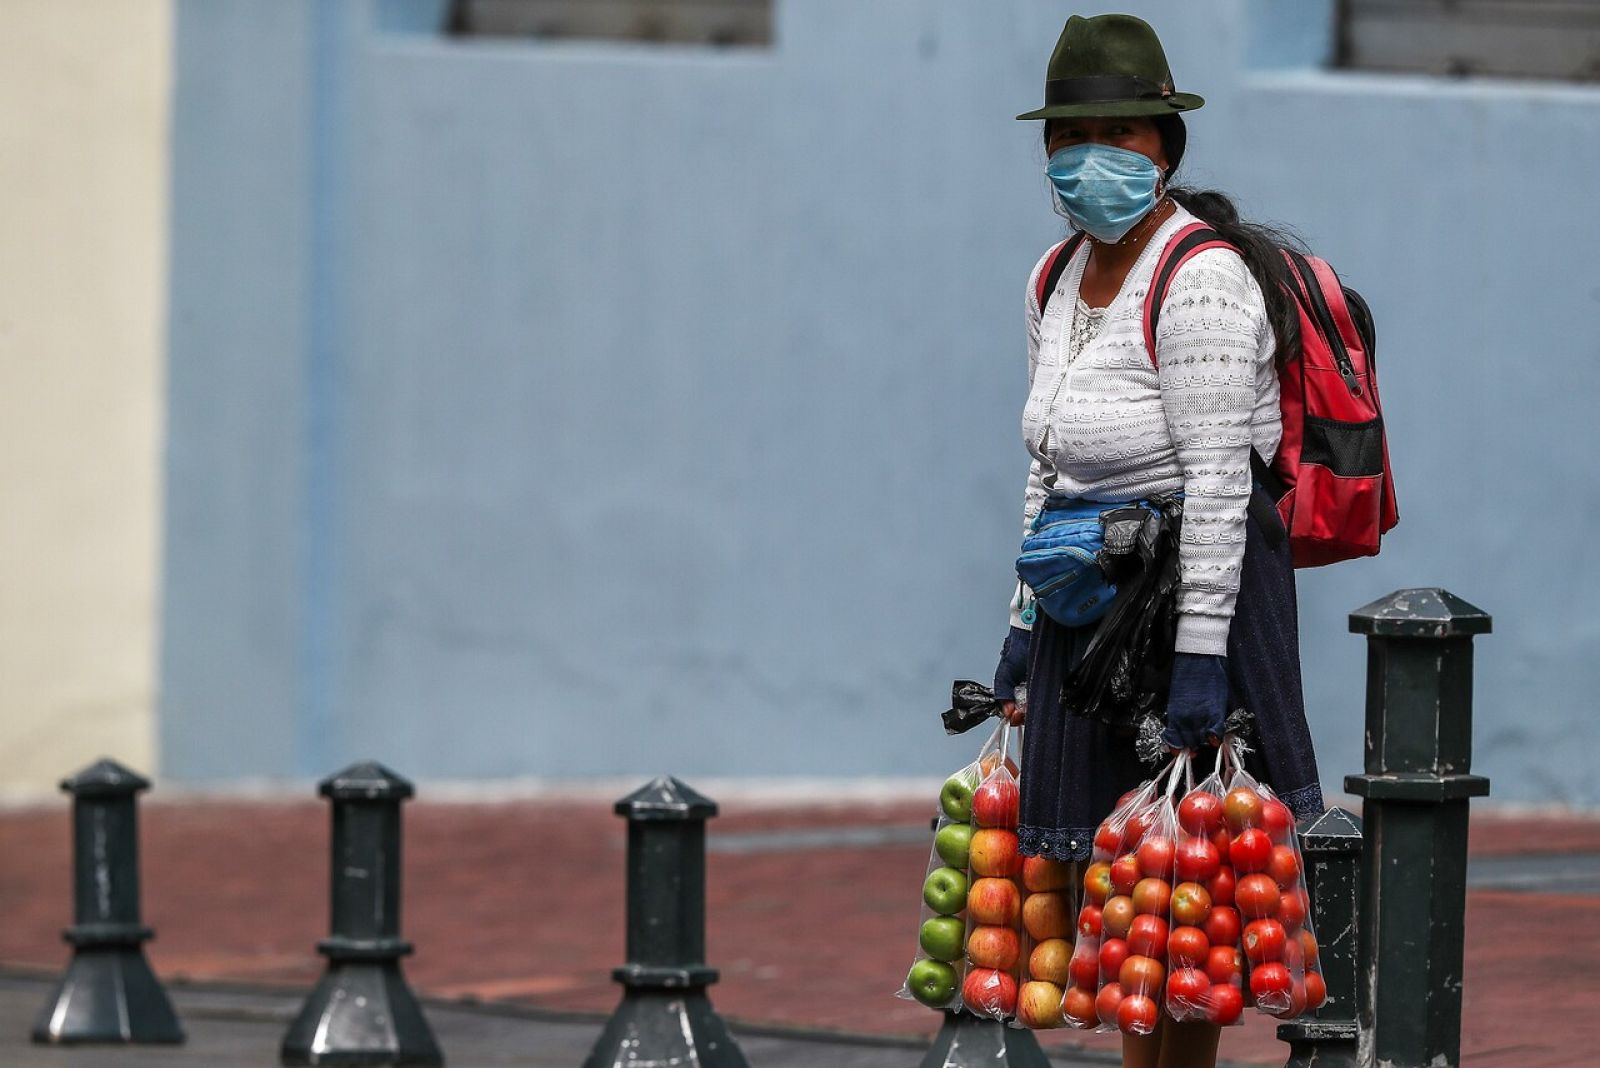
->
[898,723,1009,1011]
[1163,747,1247,1027]
[1219,738,1327,1020]
[1060,752,1185,1035]
[959,724,1029,1021]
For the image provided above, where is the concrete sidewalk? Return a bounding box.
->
[1,796,1596,1067]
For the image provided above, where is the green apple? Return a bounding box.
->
[922,865,969,916]
[940,770,977,823]
[934,822,975,869]
[919,915,966,963]
[906,958,958,1008]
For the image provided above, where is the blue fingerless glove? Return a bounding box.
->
[1162,652,1231,751]
[993,626,1032,702]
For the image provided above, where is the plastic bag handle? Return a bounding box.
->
[1162,750,1190,803]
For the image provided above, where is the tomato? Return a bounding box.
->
[1205,983,1245,1026]
[1273,980,1309,1020]
[1127,914,1169,959]
[1235,874,1282,919]
[1110,853,1142,895]
[1166,966,1210,1006]
[1260,798,1294,843]
[1178,791,1225,836]
[1099,937,1130,981]
[1137,835,1176,878]
[1077,904,1103,940]
[1204,905,1241,948]
[1062,985,1097,1028]
[1175,836,1221,883]
[1102,896,1136,939]
[1083,862,1112,905]
[1304,971,1327,1010]
[1242,918,1287,963]
[1123,809,1153,844]
[1132,877,1172,915]
[1211,826,1232,856]
[1170,882,1213,927]
[1228,828,1272,873]
[1094,981,1125,1026]
[1116,788,1141,810]
[1069,947,1101,989]
[1249,962,1292,1003]
[1167,925,1210,967]
[1117,993,1160,1036]
[1095,822,1124,856]
[1118,954,1166,997]
[1277,888,1308,931]
[1206,866,1236,907]
[1267,845,1302,889]
[1297,929,1320,967]
[1223,788,1263,833]
[1204,945,1242,984]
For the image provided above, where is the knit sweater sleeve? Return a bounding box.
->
[1010,248,1056,631]
[1153,247,1269,656]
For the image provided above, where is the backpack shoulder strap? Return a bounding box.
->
[1141,223,1233,366]
[1035,233,1088,319]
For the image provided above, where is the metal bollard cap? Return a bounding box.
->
[615,776,718,821]
[1348,588,1491,638]
[60,759,151,798]
[319,761,415,802]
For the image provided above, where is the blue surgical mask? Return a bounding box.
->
[1046,143,1164,243]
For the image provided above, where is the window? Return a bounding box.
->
[446,0,772,47]
[1337,0,1600,82]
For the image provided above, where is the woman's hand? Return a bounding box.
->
[994,625,1032,725]
[1162,652,1230,751]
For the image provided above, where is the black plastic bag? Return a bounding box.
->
[943,680,1005,735]
[1061,494,1183,736]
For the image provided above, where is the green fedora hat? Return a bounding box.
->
[1017,13,1203,121]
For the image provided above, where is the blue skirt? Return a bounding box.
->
[1016,495,1325,861]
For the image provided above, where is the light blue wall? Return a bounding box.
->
[163,0,1600,802]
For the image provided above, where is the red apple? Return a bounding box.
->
[969,829,1023,878]
[973,777,1020,828]
[1023,890,1072,940]
[969,877,1022,925]
[1023,856,1075,892]
[963,967,1019,1017]
[967,924,1021,970]
[1029,938,1072,985]
[1017,980,1066,1029]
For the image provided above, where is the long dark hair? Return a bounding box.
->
[1046,115,1303,366]
[1154,113,1303,366]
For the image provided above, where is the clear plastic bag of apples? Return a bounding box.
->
[899,722,1015,1011]
[1040,741,1326,1036]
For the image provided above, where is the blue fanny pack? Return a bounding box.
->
[1015,498,1119,628]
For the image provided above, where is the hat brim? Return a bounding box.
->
[1015,93,1204,121]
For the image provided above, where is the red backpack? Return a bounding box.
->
[1035,225,1398,567]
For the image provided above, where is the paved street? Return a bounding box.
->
[1,794,1596,1067]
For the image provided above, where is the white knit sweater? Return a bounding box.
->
[1012,205,1281,656]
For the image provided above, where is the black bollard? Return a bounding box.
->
[280,762,442,1067]
[919,1010,1051,1068]
[1277,807,1362,1068]
[32,759,183,1045]
[583,777,749,1068]
[1345,589,1490,1068]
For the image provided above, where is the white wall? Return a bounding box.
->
[0,0,171,796]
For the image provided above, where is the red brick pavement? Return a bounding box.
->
[0,797,1595,1066]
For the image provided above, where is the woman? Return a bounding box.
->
[992,15,1325,1068]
